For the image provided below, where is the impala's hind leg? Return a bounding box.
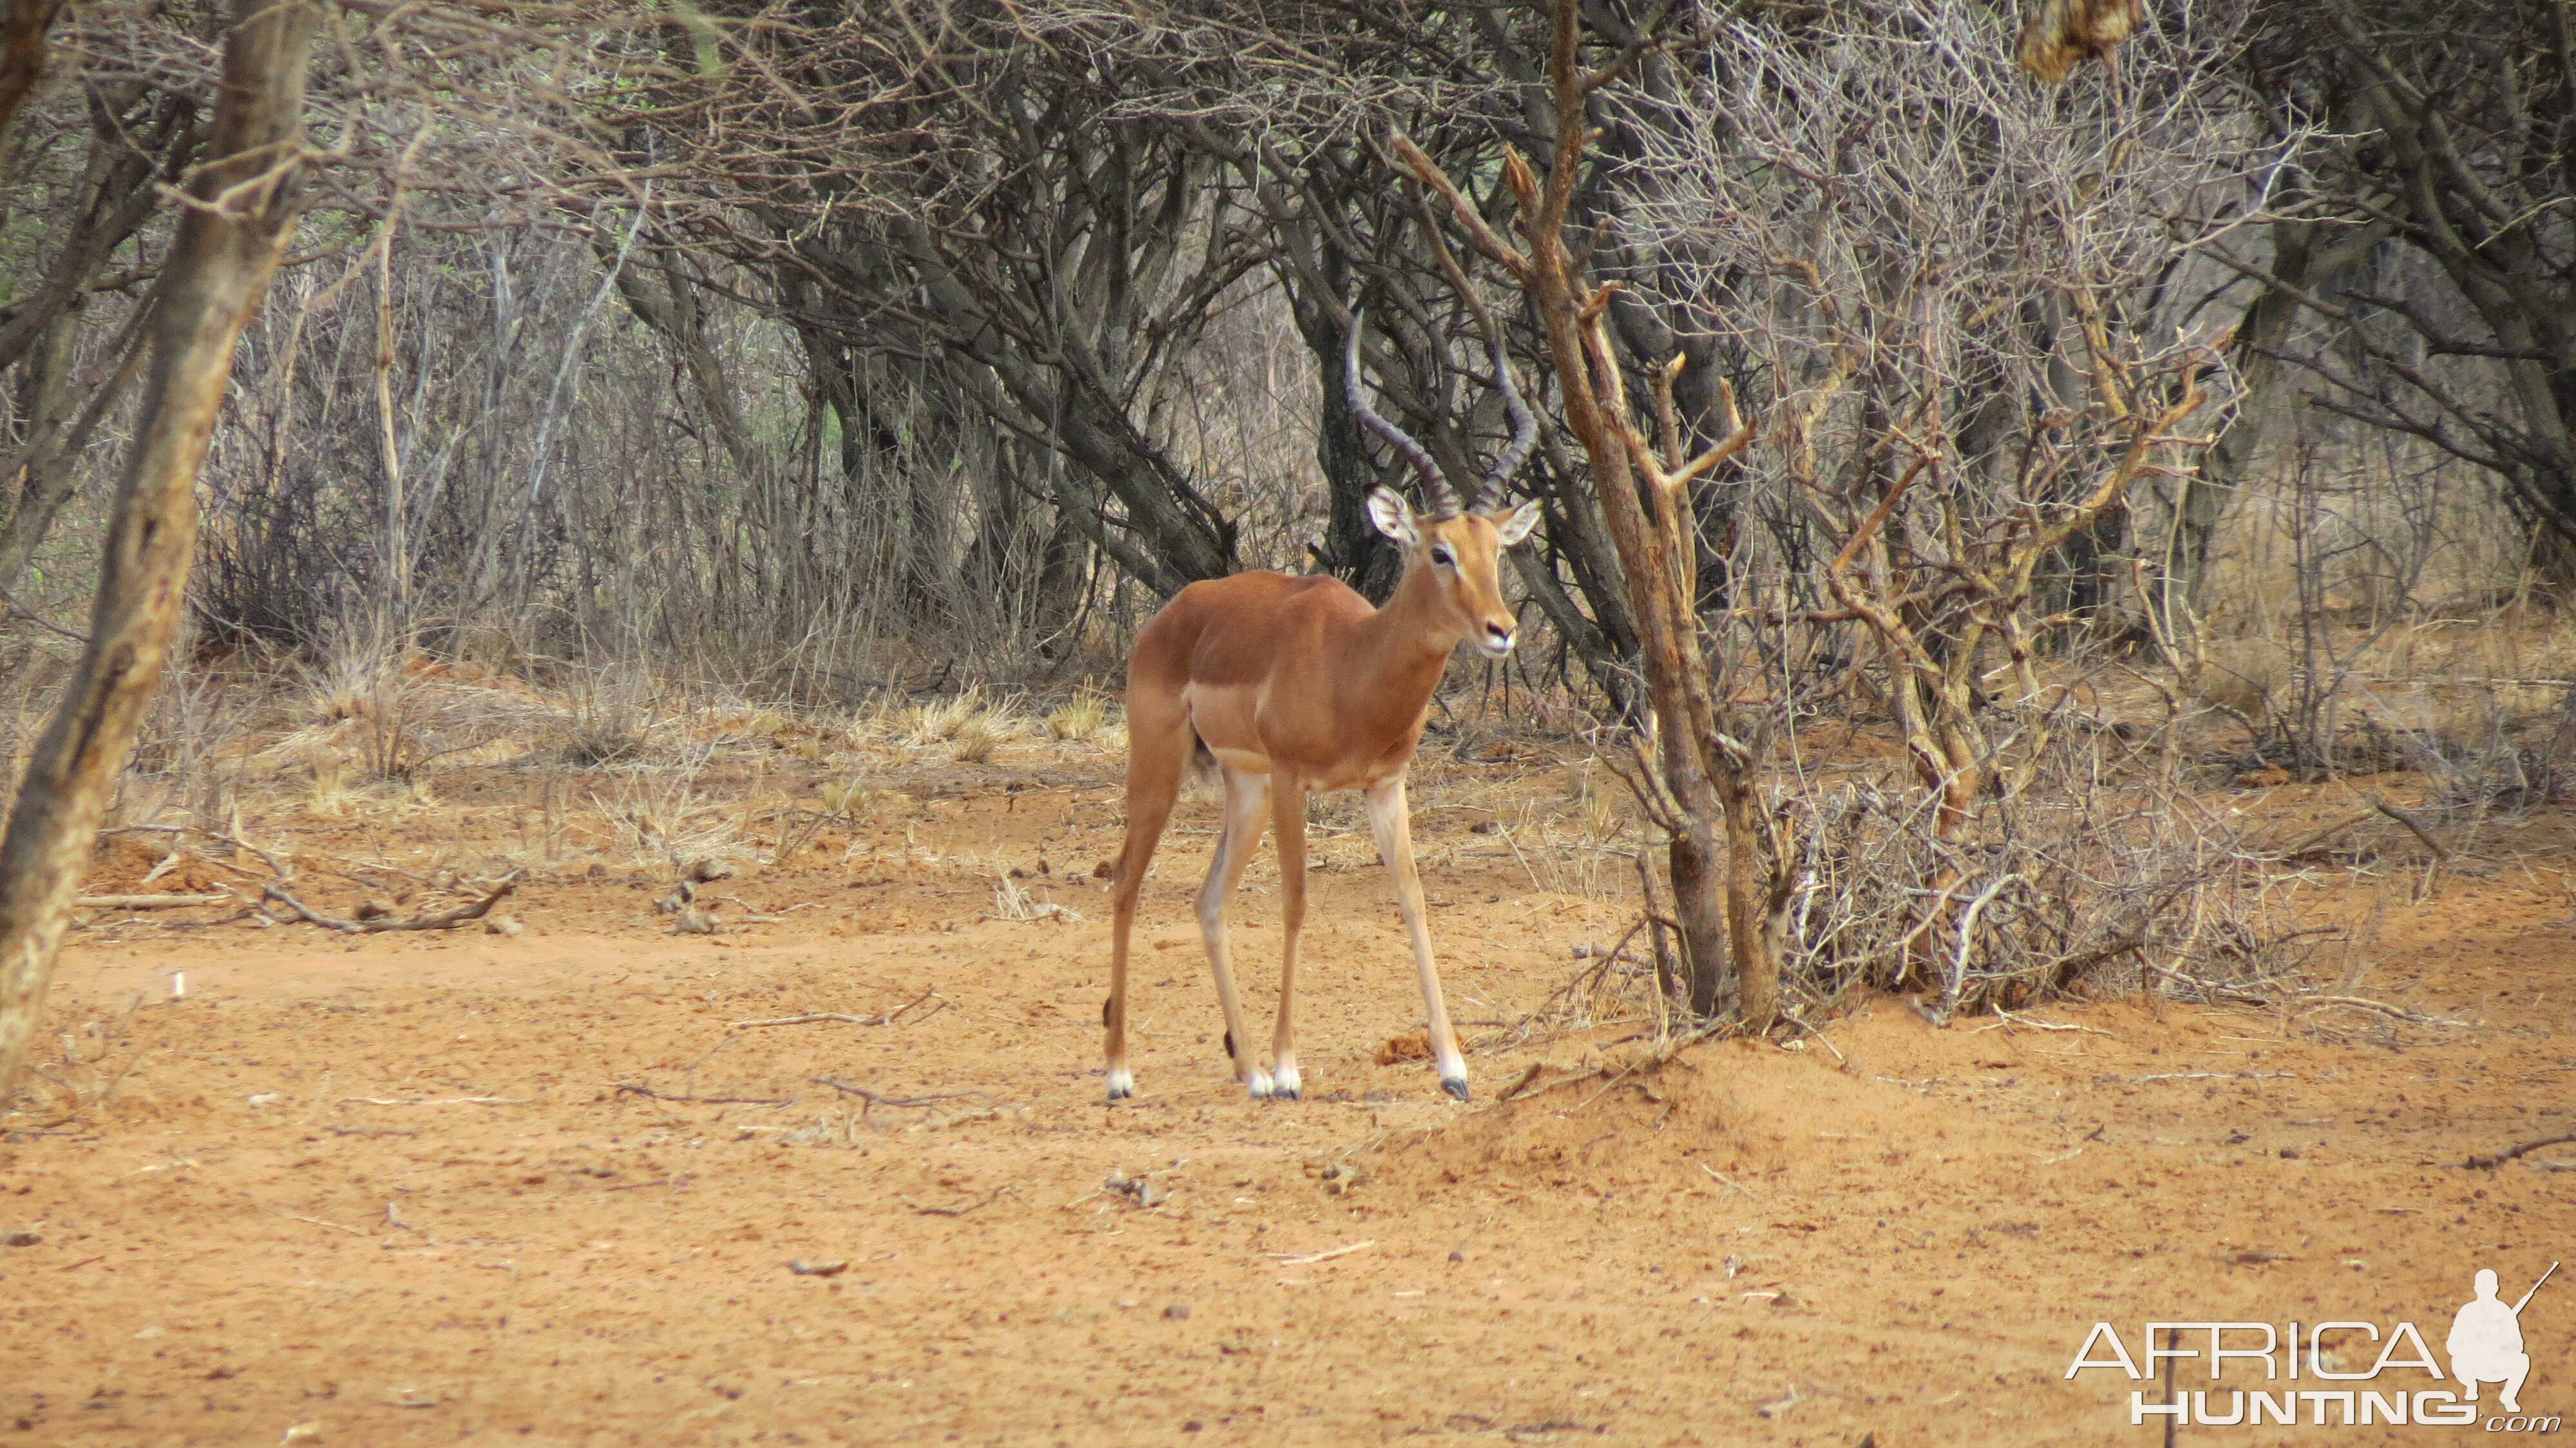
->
[1200,765,1276,1098]
[1105,711,1191,1101]
[1366,776,1469,1100]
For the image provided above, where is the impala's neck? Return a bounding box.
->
[1345,556,1464,718]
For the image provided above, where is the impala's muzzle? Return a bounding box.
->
[1480,622,1516,658]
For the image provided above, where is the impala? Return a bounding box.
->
[1103,315,1540,1102]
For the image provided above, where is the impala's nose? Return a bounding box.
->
[1481,622,1515,657]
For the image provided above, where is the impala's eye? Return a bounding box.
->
[1431,546,1455,567]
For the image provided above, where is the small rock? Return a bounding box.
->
[685,857,735,884]
[586,863,611,882]
[2279,1148,2301,1159]
[787,1259,848,1277]
[247,1092,285,1107]
[1182,1422,1204,1433]
[1,1230,39,1246]
[673,907,718,935]
[484,914,524,937]
[355,899,395,921]
[1092,859,1116,881]
[1164,1304,1190,1320]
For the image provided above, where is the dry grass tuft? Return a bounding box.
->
[900,688,988,747]
[950,716,1003,764]
[1047,693,1110,743]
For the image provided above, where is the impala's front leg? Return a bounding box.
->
[1200,767,1276,1098]
[1269,774,1308,1100]
[1365,776,1468,1100]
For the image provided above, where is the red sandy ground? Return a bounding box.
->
[2,752,2570,1447]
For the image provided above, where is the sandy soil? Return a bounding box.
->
[3,736,2571,1446]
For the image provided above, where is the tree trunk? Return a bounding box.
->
[1394,0,1781,1029]
[0,0,316,1105]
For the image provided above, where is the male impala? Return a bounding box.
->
[1103,315,1539,1102]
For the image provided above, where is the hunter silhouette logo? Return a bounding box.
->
[2451,1264,2553,1415]
[2065,1260,2560,1429]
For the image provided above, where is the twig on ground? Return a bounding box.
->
[2266,808,2378,857]
[339,1095,534,1106]
[1982,1010,2114,1037]
[276,1210,369,1236]
[613,1083,795,1107]
[733,990,949,1029]
[1266,1239,1374,1265]
[2367,792,2451,861]
[77,894,231,910]
[2090,1071,2296,1085]
[2463,1134,2576,1172]
[1697,1161,1756,1199]
[264,873,520,933]
[909,1185,1016,1217]
[811,1076,990,1123]
[2295,995,2459,1025]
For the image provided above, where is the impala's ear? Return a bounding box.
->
[1492,499,1542,546]
[1367,486,1419,546]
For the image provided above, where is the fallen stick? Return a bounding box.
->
[277,1210,369,1236]
[339,1096,533,1107]
[2296,995,2458,1024]
[2367,792,2450,861]
[2266,808,2378,857]
[811,1076,985,1114]
[1697,1161,1756,1199]
[77,894,231,909]
[737,990,948,1030]
[2463,1134,2576,1172]
[613,1083,795,1107]
[910,1185,1014,1217]
[1266,1239,1374,1265]
[2093,1071,2297,1085]
[264,872,520,933]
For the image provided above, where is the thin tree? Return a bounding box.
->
[0,0,319,1103]
[1393,0,1776,1028]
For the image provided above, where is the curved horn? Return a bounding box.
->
[1472,321,1537,513]
[1344,309,1460,519]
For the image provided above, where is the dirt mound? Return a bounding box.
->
[1379,1010,2010,1201]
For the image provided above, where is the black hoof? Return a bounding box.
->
[1441,1077,1472,1102]
[1276,1084,1301,1101]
